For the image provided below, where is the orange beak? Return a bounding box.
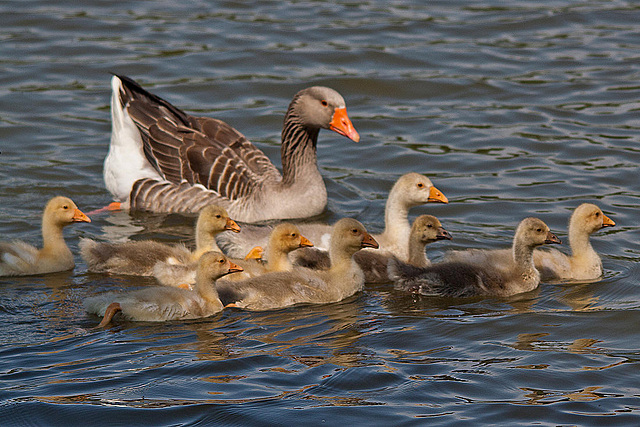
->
[361,232,379,249]
[428,186,448,204]
[299,235,314,248]
[602,214,615,228]
[72,208,91,223]
[227,261,244,275]
[225,218,241,233]
[329,107,360,142]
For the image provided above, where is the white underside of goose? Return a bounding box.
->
[104,76,163,204]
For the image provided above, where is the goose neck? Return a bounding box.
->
[568,227,594,260]
[195,272,222,305]
[407,238,430,267]
[329,244,357,273]
[380,192,410,243]
[40,218,70,258]
[265,246,291,271]
[512,240,536,276]
[281,111,320,186]
[195,228,220,257]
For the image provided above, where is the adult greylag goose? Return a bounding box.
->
[218,172,448,259]
[444,204,615,281]
[80,205,240,276]
[104,75,360,222]
[85,251,242,327]
[293,214,452,284]
[0,196,90,277]
[154,222,313,286]
[388,217,561,297]
[216,218,378,311]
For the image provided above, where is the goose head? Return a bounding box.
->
[392,173,448,208]
[331,218,379,257]
[411,215,452,244]
[269,223,314,253]
[291,86,359,142]
[570,203,615,235]
[197,251,244,283]
[197,205,241,236]
[44,196,91,227]
[515,217,561,248]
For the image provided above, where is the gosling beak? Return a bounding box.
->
[361,232,379,249]
[227,261,244,275]
[436,227,453,240]
[545,231,561,245]
[329,107,360,142]
[225,218,241,233]
[244,246,264,260]
[299,235,314,248]
[428,186,448,204]
[601,214,615,228]
[72,208,91,223]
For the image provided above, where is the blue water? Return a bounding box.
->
[1,1,639,425]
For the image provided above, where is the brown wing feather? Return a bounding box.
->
[123,94,187,181]
[185,139,256,199]
[117,75,282,201]
[146,117,190,183]
[195,118,280,179]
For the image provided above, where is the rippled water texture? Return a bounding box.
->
[1,1,639,425]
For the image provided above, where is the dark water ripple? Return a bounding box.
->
[1,0,640,425]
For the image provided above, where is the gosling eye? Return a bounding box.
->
[62,205,69,210]
[215,214,222,219]
[291,233,297,238]
[595,212,600,217]
[536,228,542,233]
[218,258,225,264]
[320,100,328,107]
[417,182,424,188]
[351,228,359,235]
[427,224,433,228]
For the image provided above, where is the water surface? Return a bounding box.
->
[1,1,639,425]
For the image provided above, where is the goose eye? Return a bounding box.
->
[218,259,225,264]
[320,100,328,107]
[352,228,359,234]
[417,183,424,188]
[291,233,297,238]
